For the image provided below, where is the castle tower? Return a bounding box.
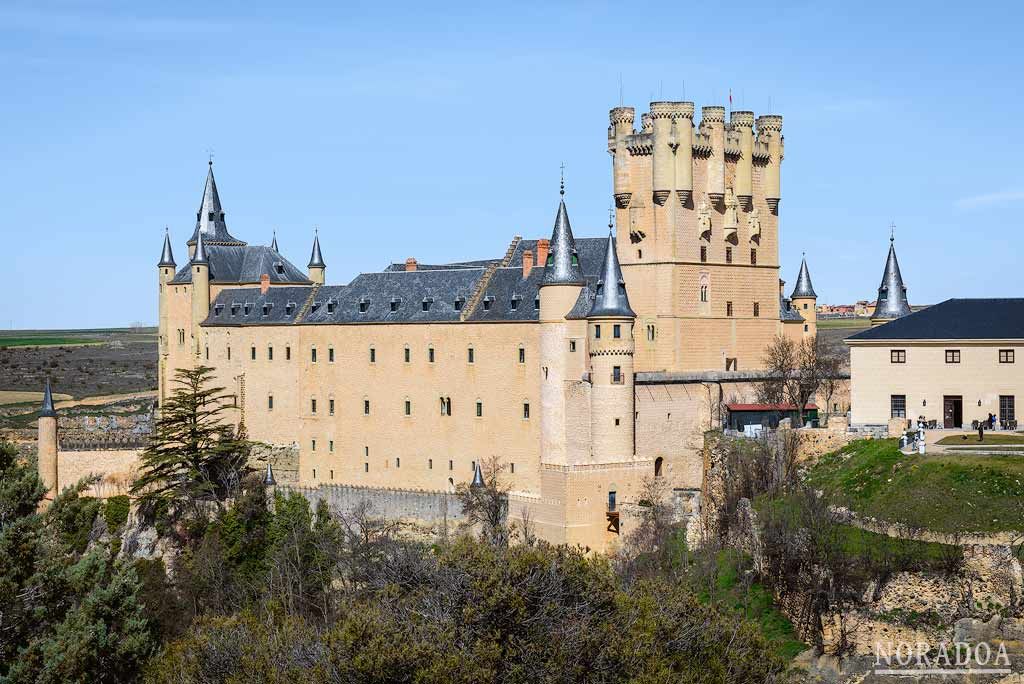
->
[308,230,326,285]
[732,111,755,210]
[756,115,784,214]
[37,378,58,503]
[538,183,586,466]
[190,231,210,357]
[187,160,245,259]
[587,227,636,462]
[870,235,911,326]
[701,106,726,203]
[158,229,176,401]
[790,255,818,337]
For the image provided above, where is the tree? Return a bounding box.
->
[131,366,251,522]
[758,335,824,426]
[815,336,846,426]
[455,455,509,547]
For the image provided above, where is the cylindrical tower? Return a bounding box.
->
[650,102,675,206]
[702,106,726,204]
[756,114,783,213]
[731,111,755,209]
[190,232,210,358]
[158,230,176,402]
[587,229,636,462]
[37,379,58,502]
[671,102,695,206]
[609,107,635,209]
[308,232,326,285]
[790,256,818,338]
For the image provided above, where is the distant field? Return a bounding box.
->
[0,336,103,347]
[817,318,871,330]
[937,433,1024,446]
[0,390,74,405]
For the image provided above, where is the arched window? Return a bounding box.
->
[654,457,664,477]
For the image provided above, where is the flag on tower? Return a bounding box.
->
[729,88,733,108]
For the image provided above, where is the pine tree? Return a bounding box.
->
[131,366,251,520]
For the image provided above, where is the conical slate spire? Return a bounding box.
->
[270,230,279,252]
[471,461,485,488]
[308,230,325,268]
[263,461,276,486]
[192,230,209,265]
[588,226,635,318]
[39,378,57,419]
[790,255,816,299]
[871,236,911,320]
[540,185,584,286]
[187,161,245,247]
[158,228,176,267]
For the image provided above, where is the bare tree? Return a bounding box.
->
[455,455,509,547]
[815,336,845,427]
[758,335,824,426]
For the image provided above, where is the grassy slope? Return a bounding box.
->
[806,439,1024,533]
[817,318,872,330]
[0,337,103,347]
[937,433,1024,445]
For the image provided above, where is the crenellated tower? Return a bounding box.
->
[608,98,785,372]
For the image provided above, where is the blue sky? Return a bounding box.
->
[1,1,1021,328]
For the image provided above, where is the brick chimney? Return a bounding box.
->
[405,257,418,272]
[260,273,270,295]
[536,239,550,270]
[522,250,534,278]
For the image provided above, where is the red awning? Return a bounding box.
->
[726,403,817,412]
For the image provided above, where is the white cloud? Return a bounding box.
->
[954,189,1024,210]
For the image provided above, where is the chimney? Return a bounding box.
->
[260,273,270,295]
[405,257,418,272]
[536,239,550,270]
[522,250,534,278]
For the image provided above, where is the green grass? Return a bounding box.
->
[0,336,102,347]
[807,439,1024,533]
[817,318,871,329]
[937,433,1024,445]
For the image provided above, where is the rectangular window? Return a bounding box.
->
[364,462,369,473]
[726,301,733,317]
[428,347,435,363]
[891,350,906,364]
[329,348,335,363]
[753,302,760,318]
[523,403,530,419]
[750,248,757,265]
[395,457,400,468]
[227,346,231,360]
[1000,349,1015,364]
[476,401,483,417]
[329,399,335,416]
[268,396,274,410]
[364,400,370,415]
[370,347,376,363]
[594,324,601,339]
[945,349,961,364]
[404,347,411,363]
[518,347,525,363]
[700,245,707,263]
[510,463,515,474]
[286,346,291,360]
[313,468,316,479]
[251,346,256,360]
[569,340,576,352]
[468,348,475,363]
[890,394,906,418]
[613,324,621,339]
[612,365,622,384]
[429,459,433,470]
[329,441,334,453]
[311,398,317,414]
[646,325,655,341]
[268,346,273,361]
[311,348,317,363]
[725,247,732,264]
[311,439,317,452]
[330,469,334,479]
[449,460,453,471]
[999,395,1015,424]
[404,400,411,415]
[205,346,209,360]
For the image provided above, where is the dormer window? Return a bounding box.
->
[230,303,240,316]
[326,299,336,313]
[422,297,434,312]
[274,262,285,275]
[571,253,579,266]
[482,296,494,311]
[510,294,521,310]
[534,298,540,310]
[390,298,401,312]
[359,298,370,313]
[285,301,296,315]
[214,304,224,316]
[261,304,270,316]
[310,300,321,312]
[546,255,554,266]
[454,297,464,311]
[208,212,215,220]
[243,304,251,315]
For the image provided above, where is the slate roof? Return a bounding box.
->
[187,162,245,247]
[848,298,1024,341]
[587,232,635,318]
[791,257,816,299]
[39,378,57,418]
[779,295,805,322]
[302,270,483,324]
[465,267,545,322]
[541,199,586,286]
[172,245,311,285]
[872,238,911,320]
[204,286,316,326]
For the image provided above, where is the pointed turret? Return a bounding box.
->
[158,229,176,267]
[187,160,245,248]
[308,230,326,284]
[541,182,584,286]
[471,461,485,488]
[191,230,209,265]
[790,256,816,299]
[270,230,279,252]
[588,227,635,318]
[39,377,57,418]
[263,460,277,486]
[871,236,911,323]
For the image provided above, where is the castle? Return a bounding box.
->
[45,102,820,550]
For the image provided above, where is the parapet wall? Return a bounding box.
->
[56,448,142,498]
[280,483,468,524]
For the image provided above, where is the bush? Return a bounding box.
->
[104,495,131,531]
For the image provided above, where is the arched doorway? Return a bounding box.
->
[654,457,664,477]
